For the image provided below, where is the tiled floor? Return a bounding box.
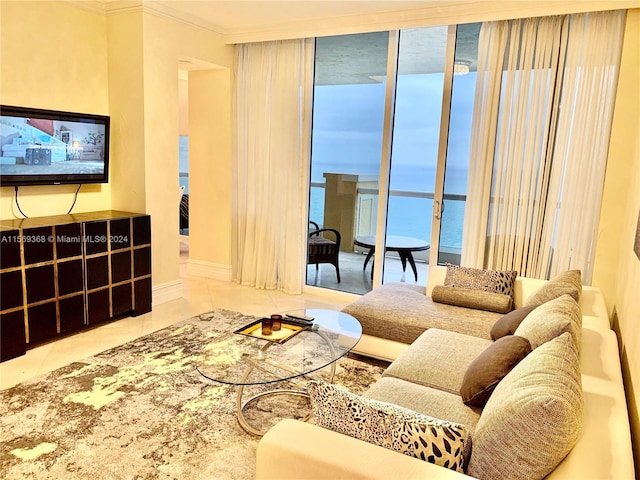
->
[306,251,429,295]
[0,243,428,391]
[0,249,343,391]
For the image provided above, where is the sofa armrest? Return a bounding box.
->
[426,265,447,296]
[256,419,476,480]
[579,286,609,323]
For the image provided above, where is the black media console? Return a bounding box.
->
[0,210,152,362]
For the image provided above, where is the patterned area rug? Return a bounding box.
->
[0,309,387,480]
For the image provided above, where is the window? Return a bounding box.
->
[179,135,189,235]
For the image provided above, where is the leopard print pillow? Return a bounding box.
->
[444,264,518,299]
[307,380,470,472]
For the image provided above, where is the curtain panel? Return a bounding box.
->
[232,39,314,293]
[462,10,626,283]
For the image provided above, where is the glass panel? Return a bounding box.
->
[179,135,189,236]
[438,23,481,265]
[307,32,389,294]
[383,26,448,284]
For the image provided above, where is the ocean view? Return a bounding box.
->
[309,72,474,251]
[309,165,467,249]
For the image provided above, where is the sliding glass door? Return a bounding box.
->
[438,23,481,265]
[308,33,388,294]
[307,25,479,294]
[383,26,448,284]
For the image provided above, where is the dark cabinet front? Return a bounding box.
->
[0,211,152,362]
[1,228,26,362]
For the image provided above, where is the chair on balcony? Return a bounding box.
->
[308,221,341,282]
[179,191,189,235]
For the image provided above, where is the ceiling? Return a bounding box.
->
[314,24,481,85]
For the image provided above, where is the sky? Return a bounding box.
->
[311,72,476,194]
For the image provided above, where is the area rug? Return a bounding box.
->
[0,309,387,480]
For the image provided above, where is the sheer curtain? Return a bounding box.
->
[539,11,626,281]
[462,11,626,283]
[232,39,314,293]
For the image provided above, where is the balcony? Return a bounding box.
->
[308,173,464,294]
[306,250,430,295]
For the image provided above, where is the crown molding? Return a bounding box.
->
[66,0,227,35]
[223,0,637,44]
[62,0,638,45]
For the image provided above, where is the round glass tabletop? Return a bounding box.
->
[196,309,362,386]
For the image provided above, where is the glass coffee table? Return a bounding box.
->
[196,308,362,436]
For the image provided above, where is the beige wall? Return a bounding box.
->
[107,10,233,288]
[1,1,233,294]
[187,69,233,279]
[593,8,640,475]
[107,10,146,216]
[134,13,233,288]
[0,1,111,218]
[178,74,189,136]
[616,134,640,479]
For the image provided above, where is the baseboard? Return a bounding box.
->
[186,259,232,281]
[152,279,183,306]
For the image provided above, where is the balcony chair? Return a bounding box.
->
[179,192,189,234]
[308,221,341,282]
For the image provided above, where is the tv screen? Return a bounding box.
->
[0,105,110,186]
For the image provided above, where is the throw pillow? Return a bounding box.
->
[460,335,532,407]
[432,285,513,314]
[307,380,470,472]
[490,305,537,340]
[514,294,582,350]
[466,333,583,480]
[525,269,582,306]
[444,264,518,300]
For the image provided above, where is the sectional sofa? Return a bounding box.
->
[256,265,634,480]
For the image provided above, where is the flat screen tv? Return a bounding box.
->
[0,105,110,186]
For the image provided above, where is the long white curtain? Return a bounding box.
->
[539,11,626,281]
[232,39,313,293]
[462,10,626,283]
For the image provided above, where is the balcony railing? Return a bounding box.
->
[310,180,465,256]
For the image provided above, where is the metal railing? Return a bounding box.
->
[310,181,466,250]
[357,186,467,203]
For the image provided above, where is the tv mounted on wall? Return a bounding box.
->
[0,105,110,186]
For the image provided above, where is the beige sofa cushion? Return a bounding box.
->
[307,380,470,472]
[525,269,582,306]
[514,294,582,350]
[467,332,583,480]
[365,377,482,432]
[382,328,492,395]
[432,285,513,313]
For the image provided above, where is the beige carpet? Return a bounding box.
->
[0,309,387,480]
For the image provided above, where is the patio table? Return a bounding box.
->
[353,235,430,281]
